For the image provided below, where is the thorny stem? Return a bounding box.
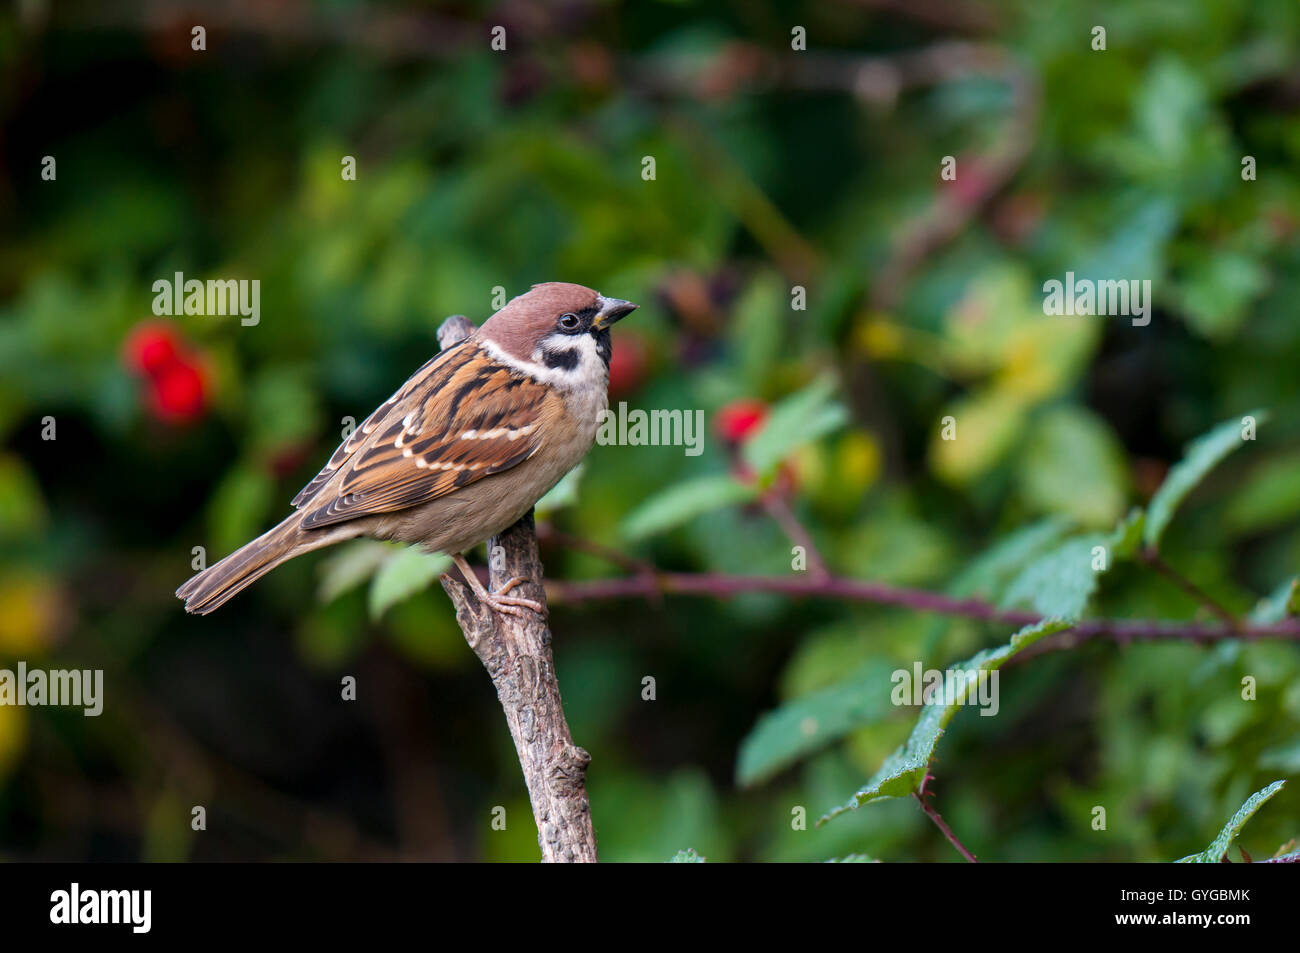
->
[913,787,978,863]
[760,489,830,579]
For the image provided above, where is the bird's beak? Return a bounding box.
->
[592,295,638,331]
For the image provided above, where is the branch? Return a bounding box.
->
[543,569,1300,644]
[1140,549,1239,629]
[435,315,597,864]
[760,487,829,579]
[913,785,978,863]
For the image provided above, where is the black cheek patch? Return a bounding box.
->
[592,328,612,367]
[542,347,580,371]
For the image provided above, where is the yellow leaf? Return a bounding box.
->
[0,572,61,654]
[931,391,1027,484]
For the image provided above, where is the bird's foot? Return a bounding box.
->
[484,575,544,615]
[449,555,545,618]
[479,587,545,618]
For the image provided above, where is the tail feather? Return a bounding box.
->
[176,513,351,615]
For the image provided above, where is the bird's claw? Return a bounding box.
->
[480,590,546,618]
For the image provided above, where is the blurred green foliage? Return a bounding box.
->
[1,0,1298,861]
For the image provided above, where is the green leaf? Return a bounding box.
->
[1177,251,1269,340]
[1248,577,1299,624]
[1000,510,1142,621]
[825,853,879,863]
[741,375,849,478]
[730,273,784,389]
[1223,451,1300,534]
[736,660,898,788]
[620,474,756,541]
[1144,411,1267,551]
[318,540,394,603]
[930,390,1027,485]
[948,516,1074,600]
[0,454,47,541]
[1259,739,1300,775]
[536,462,584,516]
[1001,537,1100,620]
[368,546,451,620]
[1018,406,1129,528]
[819,618,1072,825]
[207,463,274,558]
[1175,781,1286,863]
[246,367,322,457]
[668,848,706,863]
[1108,507,1147,560]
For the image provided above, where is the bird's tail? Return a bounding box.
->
[175,512,350,615]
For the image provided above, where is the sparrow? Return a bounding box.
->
[176,282,637,617]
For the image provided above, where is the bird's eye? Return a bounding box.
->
[558,313,581,331]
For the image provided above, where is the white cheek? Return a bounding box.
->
[534,335,608,428]
[533,335,606,387]
[477,335,608,428]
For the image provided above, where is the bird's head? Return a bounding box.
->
[479,282,638,382]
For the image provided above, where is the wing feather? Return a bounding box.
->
[290,347,458,508]
[294,339,556,530]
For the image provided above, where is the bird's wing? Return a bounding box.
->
[292,339,560,530]
[290,347,449,508]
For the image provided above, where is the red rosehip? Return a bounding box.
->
[147,359,207,424]
[123,322,180,375]
[716,399,768,445]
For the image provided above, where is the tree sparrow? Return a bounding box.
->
[176,282,637,617]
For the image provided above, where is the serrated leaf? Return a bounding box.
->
[736,660,898,788]
[1176,781,1286,863]
[1000,510,1143,621]
[318,540,396,603]
[620,474,756,541]
[1144,411,1267,551]
[741,375,849,477]
[1001,535,1104,621]
[368,546,451,620]
[668,848,706,863]
[948,516,1075,600]
[819,618,1072,825]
